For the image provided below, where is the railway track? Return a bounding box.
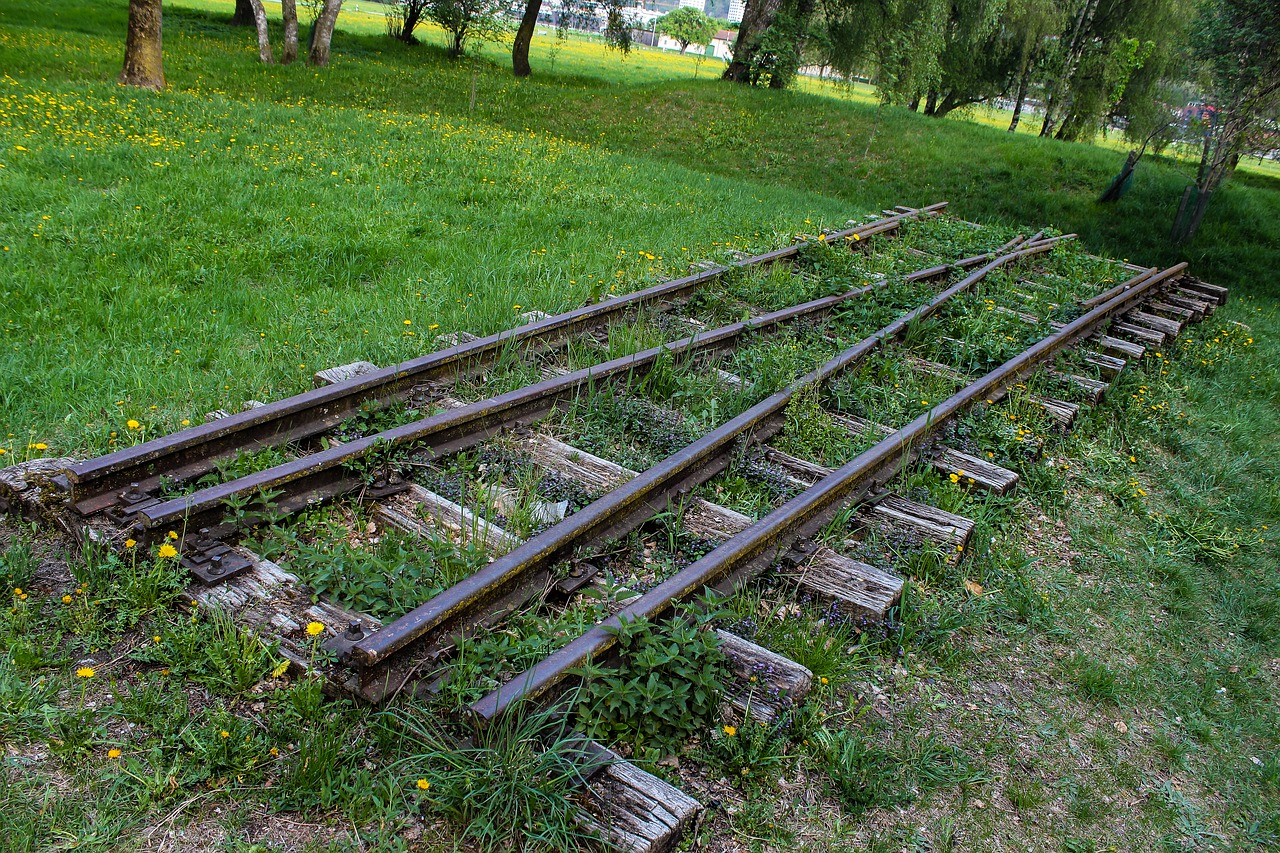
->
[2,204,1227,852]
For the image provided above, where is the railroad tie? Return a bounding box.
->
[524,435,905,623]
[809,415,1021,494]
[312,360,379,388]
[1125,309,1183,338]
[1110,320,1166,348]
[1177,278,1229,305]
[376,487,520,554]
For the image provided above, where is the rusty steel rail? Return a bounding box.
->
[1080,266,1158,310]
[129,231,1017,542]
[470,261,1189,722]
[57,205,945,517]
[344,235,1074,681]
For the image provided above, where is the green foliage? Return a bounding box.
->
[257,509,486,620]
[384,703,599,852]
[574,603,729,754]
[0,540,36,593]
[133,607,279,695]
[424,0,514,57]
[657,7,719,54]
[0,651,57,741]
[1068,654,1120,703]
[703,716,791,781]
[814,726,902,814]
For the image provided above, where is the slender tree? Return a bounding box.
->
[248,0,275,63]
[231,0,255,26]
[1004,0,1061,131]
[511,0,631,78]
[282,0,300,63]
[309,0,345,66]
[1171,0,1280,241]
[511,0,542,76]
[386,0,431,43]
[657,7,719,54]
[120,0,165,90]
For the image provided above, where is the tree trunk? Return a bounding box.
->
[308,0,343,67]
[932,93,978,119]
[248,0,274,63]
[723,0,783,83]
[231,0,255,26]
[281,0,299,64]
[119,0,165,90]
[1039,0,1098,138]
[924,91,938,115]
[1008,62,1030,132]
[512,0,542,77]
[907,96,920,111]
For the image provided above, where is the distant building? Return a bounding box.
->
[678,0,706,9]
[726,0,744,23]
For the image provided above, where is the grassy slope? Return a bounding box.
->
[0,2,1277,851]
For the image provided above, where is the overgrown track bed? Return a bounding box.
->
[0,208,1228,853]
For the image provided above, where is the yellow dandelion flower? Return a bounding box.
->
[722,725,737,737]
[270,746,280,757]
[220,730,230,739]
[76,666,95,678]
[167,530,178,540]
[12,588,20,596]
[181,419,191,426]
[125,539,136,549]
[403,319,412,325]
[157,544,178,559]
[108,748,122,759]
[126,419,141,429]
[62,595,72,604]
[416,779,431,790]
[32,442,47,451]
[820,677,829,685]
[306,621,325,637]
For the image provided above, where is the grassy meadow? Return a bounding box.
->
[1,1,1279,851]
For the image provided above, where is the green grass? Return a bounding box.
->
[1,2,1279,851]
[2,0,1278,456]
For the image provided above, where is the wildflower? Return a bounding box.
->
[306,621,325,637]
[181,419,190,426]
[820,677,829,685]
[153,635,161,643]
[32,442,47,451]
[62,595,72,604]
[126,419,141,429]
[513,304,522,311]
[108,748,122,759]
[722,725,737,737]
[125,539,136,549]
[416,779,431,790]
[220,730,230,739]
[76,666,95,678]
[12,588,20,596]
[157,544,178,559]
[428,323,439,330]
[270,747,280,757]
[403,319,412,325]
